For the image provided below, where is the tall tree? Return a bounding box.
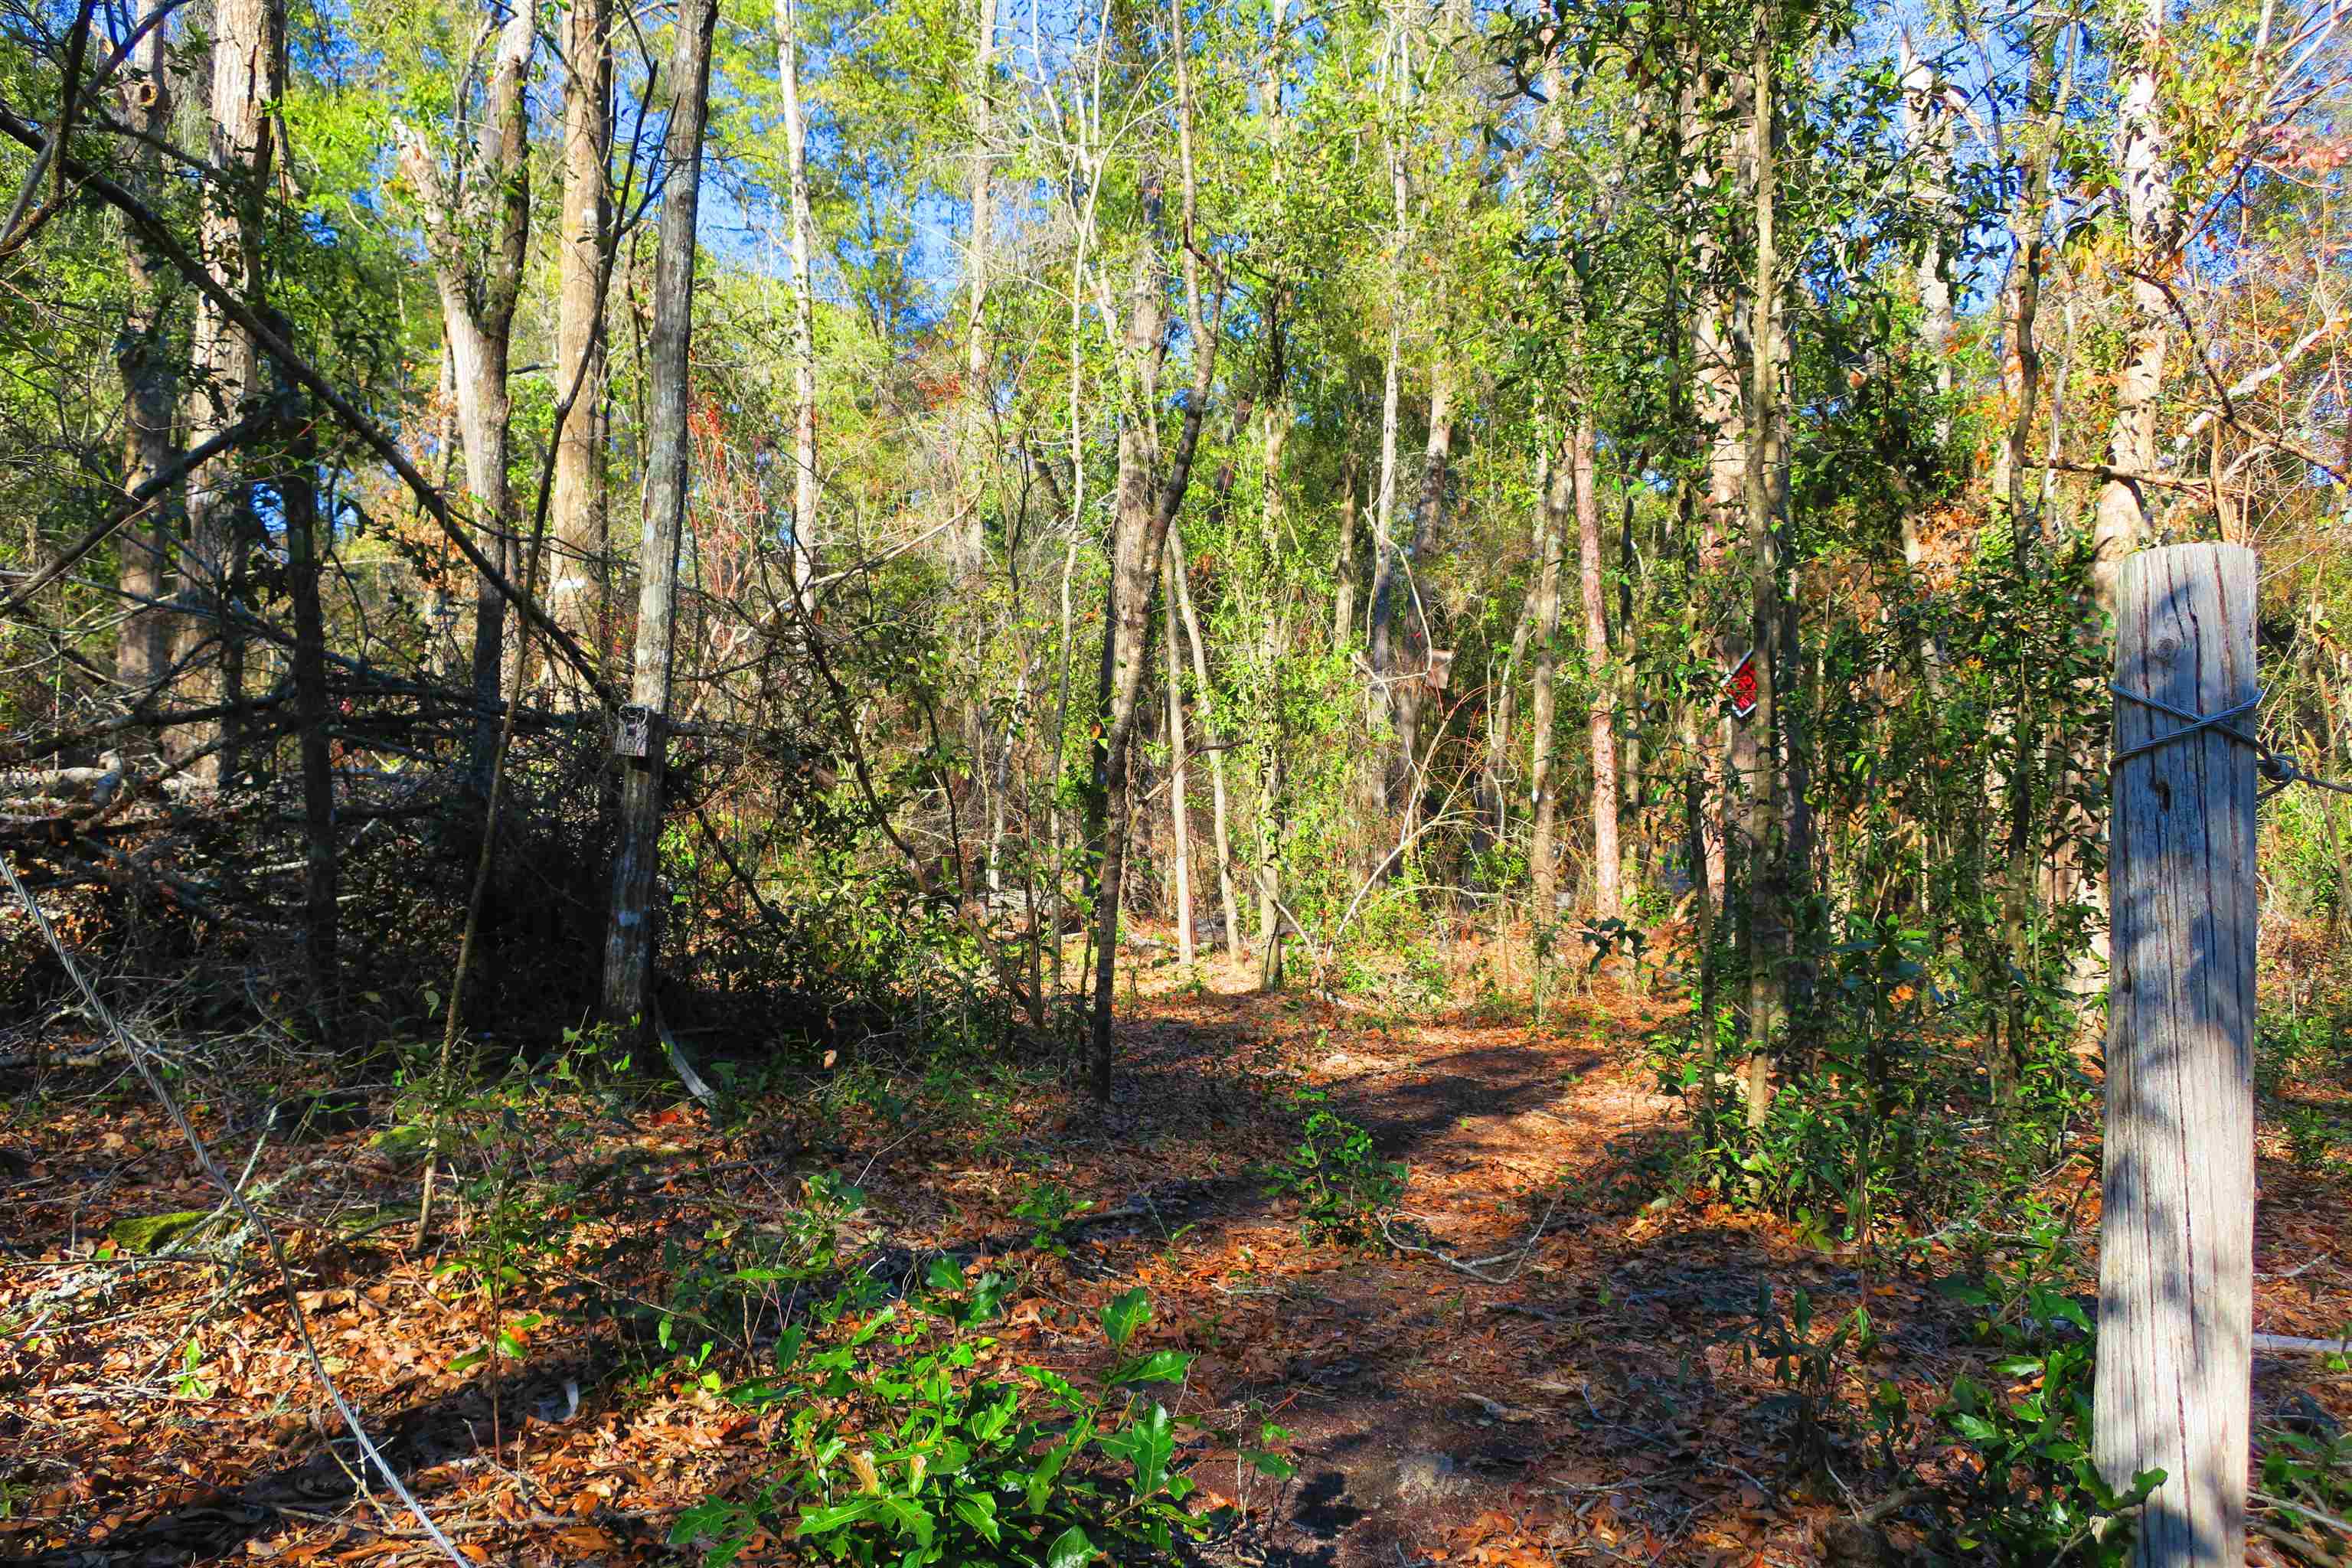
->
[113,0,175,700]
[956,0,998,585]
[1736,7,1790,1121]
[397,6,534,792]
[1575,412,1620,920]
[172,0,285,784]
[1526,434,1570,913]
[548,0,614,671]
[778,0,820,589]
[1087,0,1218,1099]
[600,0,722,1034]
[2092,0,2178,613]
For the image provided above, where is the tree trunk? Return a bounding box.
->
[1574,413,1619,920]
[172,0,282,786]
[1161,552,1193,962]
[599,0,720,1035]
[1168,524,1241,959]
[1527,435,1571,916]
[1736,16,1789,1123]
[1485,447,1549,847]
[778,0,820,589]
[2092,0,2177,616]
[1897,28,1952,691]
[113,0,175,701]
[1685,79,1740,907]
[956,0,998,583]
[548,0,612,675]
[1088,1,1217,1099]
[1331,449,1361,647]
[398,9,533,794]
[1386,364,1453,821]
[274,374,337,1010]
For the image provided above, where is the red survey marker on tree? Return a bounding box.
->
[1726,648,1759,720]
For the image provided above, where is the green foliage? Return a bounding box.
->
[2258,1402,2352,1562]
[1011,1180,1091,1259]
[1262,1093,1404,1246]
[673,1280,1289,1568]
[1720,1284,1876,1478]
[1930,1213,2161,1565]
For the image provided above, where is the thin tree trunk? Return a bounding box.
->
[113,0,175,701]
[173,0,282,785]
[275,377,337,1010]
[1685,77,1740,907]
[1575,413,1619,920]
[956,0,998,583]
[1088,0,1217,1099]
[398,10,534,794]
[1331,449,1361,648]
[1365,6,1410,681]
[1485,449,1547,846]
[2092,0,2176,616]
[549,0,612,675]
[1168,525,1240,959]
[1897,28,1952,691]
[1164,551,1193,964]
[1387,364,1453,822]
[599,0,720,1035]
[778,0,820,588]
[1736,15,1789,1122]
[1527,436,1571,915]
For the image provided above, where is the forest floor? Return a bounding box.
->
[4,943,2350,1567]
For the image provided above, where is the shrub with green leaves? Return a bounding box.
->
[1932,1217,2161,1564]
[671,1277,1289,1567]
[1263,1093,1404,1246]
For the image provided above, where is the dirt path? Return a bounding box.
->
[5,954,2350,1566]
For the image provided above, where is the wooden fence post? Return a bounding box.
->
[2095,542,2259,1568]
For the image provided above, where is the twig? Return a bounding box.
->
[1,858,469,1567]
[2254,1490,2352,1542]
[1377,1185,1565,1285]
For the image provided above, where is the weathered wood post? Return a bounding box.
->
[2095,542,2259,1568]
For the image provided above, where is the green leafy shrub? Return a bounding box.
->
[672,1279,1289,1567]
[1011,1180,1092,1259]
[2257,1400,2352,1562]
[1931,1215,2161,1564]
[1262,1093,1404,1245]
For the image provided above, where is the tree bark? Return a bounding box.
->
[1164,550,1192,964]
[172,0,283,786]
[599,0,720,1036]
[2095,542,2257,1568]
[1574,413,1619,920]
[113,0,176,701]
[1736,14,1789,1122]
[549,0,612,675]
[1331,449,1361,648]
[1486,443,1552,846]
[778,0,820,589]
[1168,524,1241,959]
[1527,435,1570,915]
[1384,364,1453,820]
[397,8,534,794]
[273,371,337,1009]
[956,0,998,583]
[2092,0,2177,616]
[1087,0,1217,1099]
[1684,77,1740,907]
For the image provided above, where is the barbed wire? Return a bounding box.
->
[2111,684,2352,802]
